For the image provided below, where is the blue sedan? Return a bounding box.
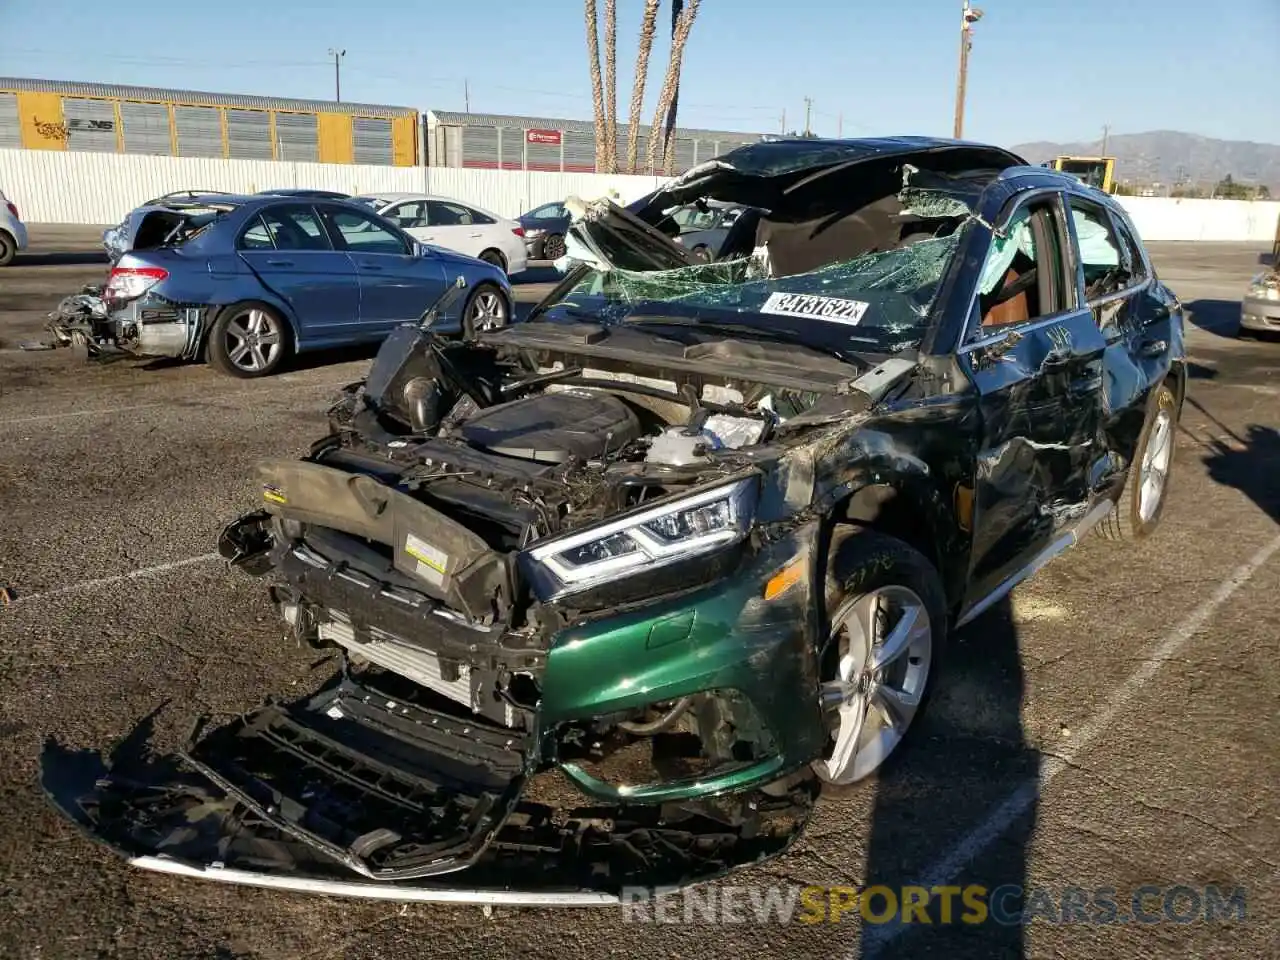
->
[96,193,513,377]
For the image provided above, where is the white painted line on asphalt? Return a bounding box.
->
[7,553,220,606]
[860,529,1280,957]
[0,378,355,427]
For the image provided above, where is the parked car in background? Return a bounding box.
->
[1240,217,1280,338]
[518,200,571,260]
[0,188,28,266]
[58,193,513,378]
[669,200,748,261]
[352,193,528,275]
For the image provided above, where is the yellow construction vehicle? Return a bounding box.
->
[1051,156,1116,193]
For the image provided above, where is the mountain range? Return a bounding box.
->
[1009,131,1280,192]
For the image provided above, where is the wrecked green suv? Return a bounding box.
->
[43,137,1186,903]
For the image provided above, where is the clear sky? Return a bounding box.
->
[2,0,1277,147]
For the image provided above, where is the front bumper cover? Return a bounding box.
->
[42,670,816,903]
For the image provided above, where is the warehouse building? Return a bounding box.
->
[0,77,765,174]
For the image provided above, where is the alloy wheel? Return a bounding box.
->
[1138,408,1174,522]
[224,308,283,373]
[543,234,567,260]
[817,584,933,784]
[468,291,508,331]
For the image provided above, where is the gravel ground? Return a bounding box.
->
[0,228,1276,960]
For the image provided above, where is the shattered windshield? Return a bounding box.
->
[544,232,963,353]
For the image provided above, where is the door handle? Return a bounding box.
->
[266,259,294,267]
[469,232,482,238]
[361,264,383,271]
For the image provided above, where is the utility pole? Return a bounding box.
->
[837,112,843,138]
[1101,123,1110,155]
[780,107,786,134]
[952,1,983,139]
[803,97,813,136]
[328,48,345,102]
[464,79,470,113]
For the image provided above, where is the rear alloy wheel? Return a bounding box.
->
[1098,382,1177,541]
[478,249,507,273]
[463,283,510,334]
[542,233,566,260]
[207,303,290,378]
[0,232,14,267]
[817,529,947,786]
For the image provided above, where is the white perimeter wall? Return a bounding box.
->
[0,149,667,225]
[2,149,1278,244]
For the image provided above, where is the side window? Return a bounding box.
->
[1068,199,1134,298]
[975,196,1071,331]
[385,201,428,229]
[466,206,495,225]
[425,201,475,226]
[324,208,409,255]
[1110,214,1149,283]
[238,214,275,251]
[257,206,332,252]
[533,203,563,220]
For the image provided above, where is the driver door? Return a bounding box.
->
[959,190,1109,614]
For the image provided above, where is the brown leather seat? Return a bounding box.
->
[982,267,1031,327]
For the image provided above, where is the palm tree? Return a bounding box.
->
[646,0,701,175]
[584,0,607,170]
[603,0,618,173]
[625,0,662,174]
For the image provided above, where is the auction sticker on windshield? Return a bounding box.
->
[760,292,870,325]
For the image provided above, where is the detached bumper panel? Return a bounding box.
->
[42,673,816,902]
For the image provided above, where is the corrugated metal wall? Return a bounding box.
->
[0,92,23,149]
[0,148,667,223]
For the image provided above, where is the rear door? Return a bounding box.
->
[1065,197,1177,493]
[236,203,359,341]
[959,189,1109,611]
[319,204,446,335]
[422,200,488,259]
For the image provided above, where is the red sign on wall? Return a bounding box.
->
[526,128,562,146]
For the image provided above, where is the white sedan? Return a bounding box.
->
[352,193,528,276]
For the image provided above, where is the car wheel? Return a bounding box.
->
[462,282,511,335]
[478,249,507,273]
[815,528,948,787]
[0,232,15,267]
[542,233,567,260]
[1098,382,1178,541]
[691,244,711,262]
[206,302,292,378]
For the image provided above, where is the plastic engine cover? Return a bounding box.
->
[460,389,641,463]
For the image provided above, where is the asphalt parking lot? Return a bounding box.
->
[0,227,1276,959]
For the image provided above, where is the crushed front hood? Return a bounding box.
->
[42,672,816,903]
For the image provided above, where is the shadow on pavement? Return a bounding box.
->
[13,251,109,267]
[1192,404,1280,526]
[860,597,1033,959]
[1184,299,1242,339]
[511,263,564,285]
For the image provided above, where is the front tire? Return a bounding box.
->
[0,231,15,267]
[1097,382,1177,541]
[815,528,948,787]
[478,249,507,273]
[206,302,291,378]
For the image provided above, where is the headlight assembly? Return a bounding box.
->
[524,477,757,598]
[1248,273,1280,301]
